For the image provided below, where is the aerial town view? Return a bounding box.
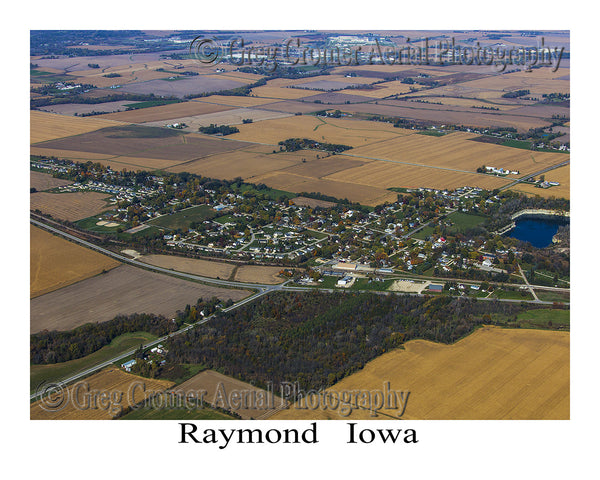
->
[30,30,570,422]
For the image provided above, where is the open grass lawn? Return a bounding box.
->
[446,211,488,233]
[75,215,124,233]
[148,205,216,230]
[536,290,570,303]
[516,308,570,328]
[30,331,158,393]
[412,225,435,240]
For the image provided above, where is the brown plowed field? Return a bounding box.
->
[30,264,251,333]
[30,191,114,221]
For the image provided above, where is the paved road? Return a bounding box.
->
[499,159,570,190]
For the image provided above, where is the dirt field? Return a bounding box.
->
[290,197,337,208]
[173,370,286,420]
[30,171,73,191]
[250,85,316,99]
[193,95,280,107]
[510,164,570,199]
[234,265,285,284]
[97,100,235,123]
[388,279,430,293]
[30,264,252,333]
[30,191,114,221]
[38,101,138,116]
[34,126,252,162]
[139,254,236,279]
[144,107,293,130]
[271,326,569,420]
[30,225,121,298]
[117,76,247,98]
[30,111,126,144]
[30,368,175,420]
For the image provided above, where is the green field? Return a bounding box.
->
[148,205,216,230]
[125,99,182,110]
[412,225,435,240]
[446,211,488,234]
[351,278,395,291]
[417,130,446,137]
[516,308,570,328]
[536,290,571,303]
[30,331,158,393]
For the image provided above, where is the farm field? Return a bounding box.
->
[172,370,287,420]
[30,110,126,143]
[290,196,337,208]
[117,76,248,98]
[193,95,280,107]
[228,115,411,147]
[248,171,398,206]
[510,164,570,199]
[38,101,138,116]
[271,326,569,420]
[144,107,293,130]
[345,131,568,175]
[33,125,253,162]
[323,160,511,191]
[249,85,316,99]
[30,331,157,392]
[30,264,252,333]
[339,79,425,98]
[97,100,235,123]
[30,191,114,221]
[30,225,121,298]
[139,254,236,279]
[234,265,285,284]
[30,171,72,191]
[30,368,175,420]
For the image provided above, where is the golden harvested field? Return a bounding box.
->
[234,265,285,284]
[271,326,569,420]
[30,110,126,144]
[97,101,235,123]
[30,368,175,420]
[408,96,521,110]
[30,191,114,221]
[228,115,410,147]
[194,95,280,107]
[173,370,286,420]
[30,146,115,162]
[66,66,173,88]
[139,254,236,279]
[250,85,316,99]
[30,225,121,298]
[167,147,304,179]
[510,164,570,199]
[248,171,398,206]
[30,171,72,191]
[339,80,424,98]
[281,154,370,178]
[346,131,568,176]
[323,160,511,191]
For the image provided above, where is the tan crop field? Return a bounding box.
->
[193,95,280,107]
[281,154,370,178]
[30,264,252,333]
[234,265,285,284]
[30,171,72,191]
[30,225,121,298]
[345,131,568,176]
[173,370,286,420]
[144,107,293,130]
[339,80,424,98]
[30,191,114,221]
[97,101,235,123]
[323,161,511,191]
[510,164,570,199]
[250,85,316,99]
[30,368,175,420]
[271,326,569,420]
[248,171,398,206]
[30,111,126,144]
[228,115,410,147]
[139,254,236,279]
